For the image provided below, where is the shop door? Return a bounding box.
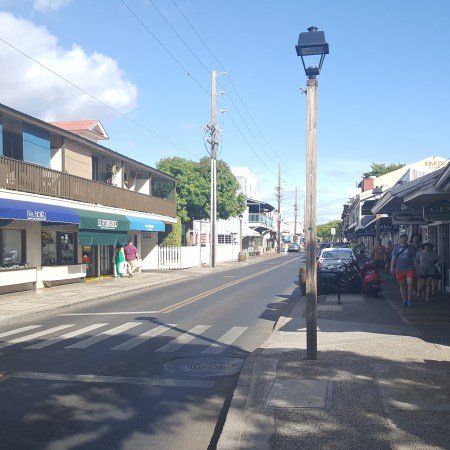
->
[82,245,97,277]
[99,245,113,276]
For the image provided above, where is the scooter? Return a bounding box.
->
[359,260,382,298]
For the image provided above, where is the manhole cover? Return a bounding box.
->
[164,357,244,377]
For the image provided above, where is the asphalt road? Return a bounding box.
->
[0,252,302,450]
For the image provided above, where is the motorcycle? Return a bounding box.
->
[317,261,361,295]
[358,260,382,298]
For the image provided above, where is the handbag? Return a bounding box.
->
[434,266,442,280]
[135,258,143,268]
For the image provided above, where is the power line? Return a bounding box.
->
[171,0,299,185]
[122,0,277,177]
[120,0,210,98]
[0,36,199,158]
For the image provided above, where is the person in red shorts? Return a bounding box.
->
[390,233,418,307]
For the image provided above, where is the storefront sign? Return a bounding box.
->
[380,224,400,232]
[355,228,376,237]
[97,219,118,230]
[424,200,450,221]
[391,210,427,225]
[27,209,47,221]
[142,233,154,239]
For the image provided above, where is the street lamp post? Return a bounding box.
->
[296,26,329,360]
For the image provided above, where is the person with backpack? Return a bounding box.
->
[391,233,418,307]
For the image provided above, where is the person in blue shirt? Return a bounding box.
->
[390,233,418,307]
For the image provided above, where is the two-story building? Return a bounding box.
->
[0,103,177,293]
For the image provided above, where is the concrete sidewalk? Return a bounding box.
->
[219,281,450,449]
[0,252,283,326]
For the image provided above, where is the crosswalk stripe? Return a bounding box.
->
[155,325,211,353]
[66,322,142,349]
[201,326,248,354]
[0,325,42,339]
[0,325,74,349]
[24,324,109,349]
[111,324,177,351]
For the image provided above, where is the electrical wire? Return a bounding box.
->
[0,36,200,158]
[171,0,299,186]
[121,0,278,177]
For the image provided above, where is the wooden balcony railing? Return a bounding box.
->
[0,156,177,218]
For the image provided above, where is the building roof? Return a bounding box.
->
[372,162,449,213]
[50,120,109,141]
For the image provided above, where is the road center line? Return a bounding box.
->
[160,259,293,314]
[10,371,214,388]
[60,312,159,316]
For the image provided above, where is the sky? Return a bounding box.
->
[0,0,449,224]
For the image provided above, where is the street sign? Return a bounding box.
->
[330,228,336,235]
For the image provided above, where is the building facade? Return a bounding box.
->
[0,103,177,293]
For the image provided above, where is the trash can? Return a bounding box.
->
[238,251,247,262]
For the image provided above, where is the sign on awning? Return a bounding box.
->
[0,198,79,224]
[77,210,129,231]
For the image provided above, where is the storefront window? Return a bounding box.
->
[2,229,24,267]
[59,232,75,264]
[41,231,76,265]
[41,231,57,265]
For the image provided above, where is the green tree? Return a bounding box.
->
[317,219,342,242]
[160,218,182,247]
[156,156,246,245]
[363,162,405,178]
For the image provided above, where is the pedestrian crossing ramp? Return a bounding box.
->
[0,323,249,354]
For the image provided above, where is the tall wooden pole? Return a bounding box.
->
[294,186,298,243]
[210,71,217,268]
[305,78,318,360]
[277,163,282,253]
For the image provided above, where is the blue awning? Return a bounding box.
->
[126,216,165,232]
[0,198,79,224]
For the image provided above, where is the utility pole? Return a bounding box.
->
[293,187,298,243]
[276,163,283,253]
[209,70,218,268]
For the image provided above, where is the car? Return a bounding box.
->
[287,243,300,252]
[317,247,356,269]
[320,242,332,249]
[331,242,351,248]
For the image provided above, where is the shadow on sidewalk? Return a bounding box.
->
[269,348,450,450]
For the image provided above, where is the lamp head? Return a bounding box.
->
[295,26,329,78]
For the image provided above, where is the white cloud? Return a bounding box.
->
[0,12,137,121]
[33,0,72,12]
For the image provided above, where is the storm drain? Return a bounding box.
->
[164,357,244,377]
[265,379,332,409]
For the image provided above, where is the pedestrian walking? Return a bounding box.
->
[410,232,422,295]
[124,239,139,278]
[385,240,393,280]
[391,233,418,307]
[114,244,125,278]
[416,241,439,302]
[371,238,387,278]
